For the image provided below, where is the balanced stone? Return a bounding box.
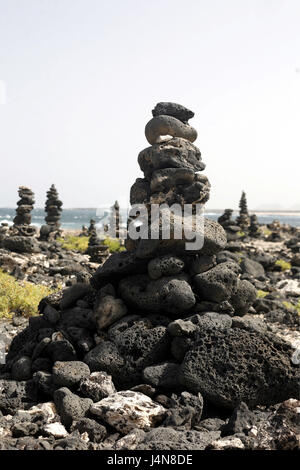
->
[152,102,195,124]
[145,115,197,145]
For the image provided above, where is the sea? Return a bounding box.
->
[0,208,300,230]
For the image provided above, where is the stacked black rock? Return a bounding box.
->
[80,225,89,237]
[0,222,9,243]
[86,229,109,264]
[236,191,250,230]
[3,187,39,253]
[249,214,261,238]
[108,201,121,238]
[2,103,298,448]
[218,209,241,241]
[45,185,62,227]
[12,186,36,236]
[40,185,63,241]
[88,219,96,236]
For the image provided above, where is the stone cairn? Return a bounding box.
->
[236,191,250,230]
[88,219,96,235]
[0,223,9,243]
[249,214,261,238]
[86,228,110,264]
[12,186,36,236]
[80,225,89,237]
[109,201,121,239]
[218,208,241,241]
[2,186,39,253]
[3,103,298,441]
[40,185,63,241]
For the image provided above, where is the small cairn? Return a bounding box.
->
[40,185,63,241]
[218,208,241,241]
[249,214,261,238]
[80,225,89,237]
[12,186,36,236]
[86,228,109,264]
[267,219,283,241]
[109,201,121,238]
[88,219,96,235]
[0,222,9,244]
[236,191,250,230]
[3,186,39,253]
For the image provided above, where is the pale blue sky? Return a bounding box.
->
[0,0,299,209]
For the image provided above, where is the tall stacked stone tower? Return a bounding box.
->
[12,186,36,236]
[236,191,250,229]
[109,201,121,238]
[3,186,39,252]
[40,184,63,240]
[45,184,63,229]
[93,103,257,321]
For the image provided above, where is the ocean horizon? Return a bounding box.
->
[1,207,300,229]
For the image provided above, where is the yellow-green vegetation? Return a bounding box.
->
[257,289,268,298]
[103,237,126,253]
[0,270,52,319]
[57,235,125,254]
[237,231,245,238]
[57,235,89,253]
[282,300,300,314]
[275,259,292,271]
[262,227,272,236]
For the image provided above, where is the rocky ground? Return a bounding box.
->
[0,228,299,451]
[0,101,299,451]
[0,240,98,289]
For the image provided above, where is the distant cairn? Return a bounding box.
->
[86,227,109,264]
[109,200,121,238]
[12,186,36,236]
[88,219,96,236]
[236,191,250,229]
[218,208,242,241]
[40,184,63,241]
[45,184,63,228]
[3,186,39,253]
[249,214,261,238]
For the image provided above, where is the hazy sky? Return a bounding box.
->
[0,0,299,210]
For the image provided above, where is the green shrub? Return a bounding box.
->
[57,235,89,253]
[262,227,272,236]
[0,270,53,318]
[103,237,126,253]
[257,289,268,298]
[237,231,245,238]
[275,259,292,271]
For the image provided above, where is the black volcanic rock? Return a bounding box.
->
[152,102,195,124]
[180,327,298,409]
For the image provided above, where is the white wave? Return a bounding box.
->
[0,219,13,226]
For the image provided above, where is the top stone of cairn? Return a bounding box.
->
[146,102,197,145]
[152,102,195,124]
